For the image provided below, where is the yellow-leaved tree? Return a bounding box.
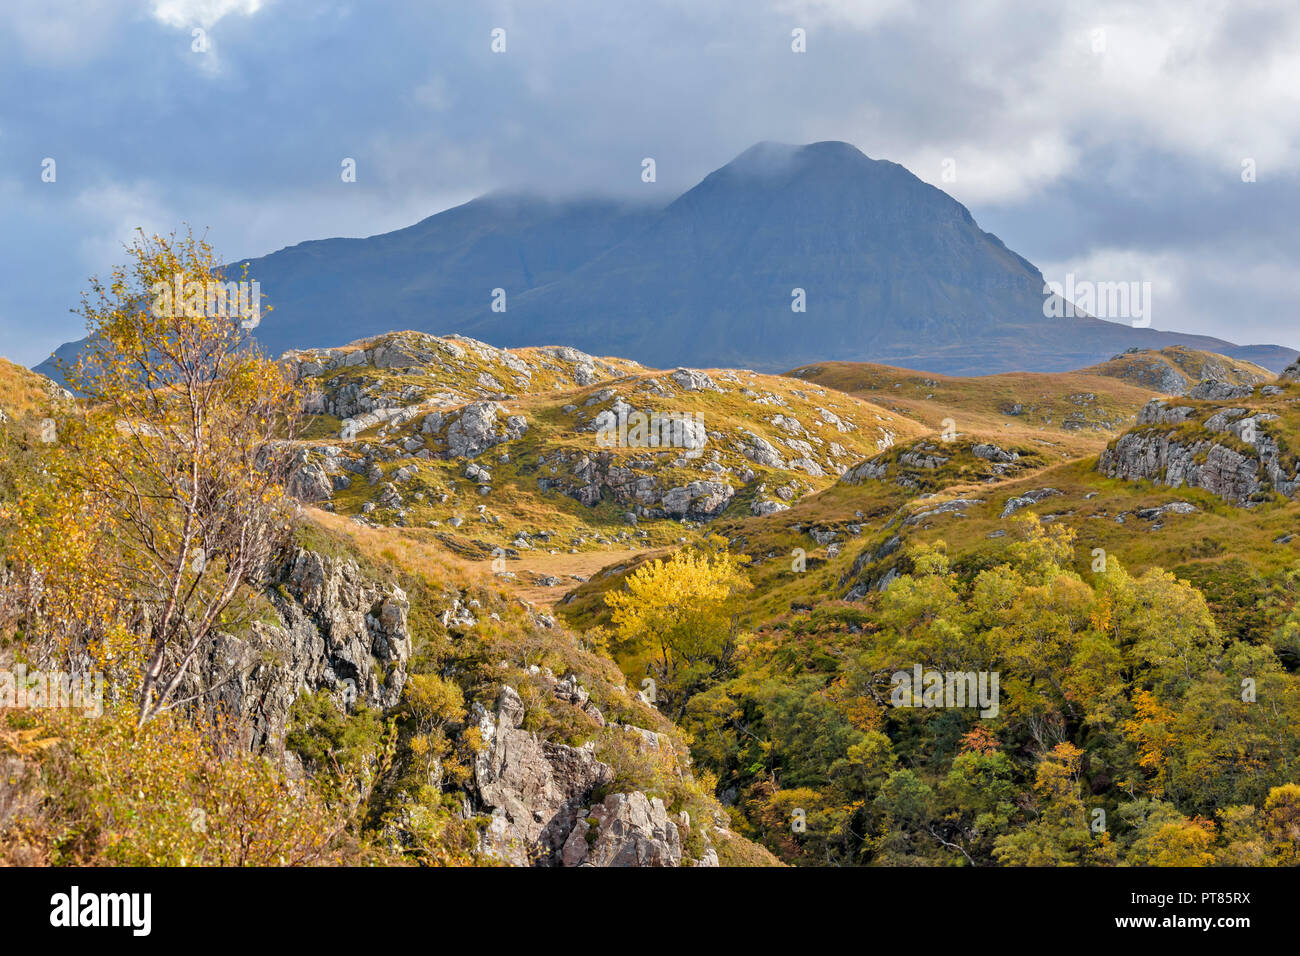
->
[605,537,751,716]
[7,227,301,724]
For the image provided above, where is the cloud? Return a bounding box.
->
[1039,244,1300,346]
[150,0,266,30]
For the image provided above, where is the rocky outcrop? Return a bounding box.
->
[840,439,1029,491]
[670,368,721,393]
[469,682,708,867]
[1001,487,1064,518]
[472,685,614,866]
[903,497,984,526]
[972,443,1019,464]
[562,792,683,867]
[1099,396,1299,506]
[1187,380,1255,401]
[287,455,335,503]
[536,450,736,520]
[190,548,412,751]
[735,430,787,469]
[427,400,529,459]
[840,457,889,484]
[660,480,734,518]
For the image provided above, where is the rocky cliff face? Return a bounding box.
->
[1098,389,1299,506]
[562,791,690,867]
[469,680,717,867]
[535,448,736,520]
[471,683,613,865]
[189,547,412,752]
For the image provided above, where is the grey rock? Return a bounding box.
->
[287,460,334,503]
[444,401,529,458]
[189,548,410,752]
[670,368,721,392]
[561,791,682,867]
[972,443,1019,463]
[1000,488,1064,518]
[1187,380,1254,401]
[474,686,614,866]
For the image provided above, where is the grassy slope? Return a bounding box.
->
[565,356,1300,648]
[292,339,1296,866]
[0,358,62,424]
[786,360,1159,460]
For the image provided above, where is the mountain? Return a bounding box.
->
[35,194,657,383]
[35,141,1296,382]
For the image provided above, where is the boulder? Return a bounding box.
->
[561,791,683,867]
[443,401,529,458]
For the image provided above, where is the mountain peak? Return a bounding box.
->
[715,139,878,181]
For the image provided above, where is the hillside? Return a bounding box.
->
[0,359,69,504]
[282,331,927,597]
[642,357,1300,645]
[2,335,782,868]
[0,358,66,425]
[35,143,1296,384]
[1081,346,1275,395]
[787,358,1161,460]
[281,332,1300,867]
[551,351,1300,865]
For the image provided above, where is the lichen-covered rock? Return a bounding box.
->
[660,480,734,518]
[473,686,614,866]
[840,457,889,484]
[1099,398,1299,505]
[1000,487,1064,518]
[561,791,683,867]
[972,443,1019,463]
[189,548,411,751]
[287,459,334,503]
[1187,380,1255,401]
[440,401,529,458]
[670,368,721,393]
[735,430,787,469]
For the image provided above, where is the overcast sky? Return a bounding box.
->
[3,0,1298,366]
